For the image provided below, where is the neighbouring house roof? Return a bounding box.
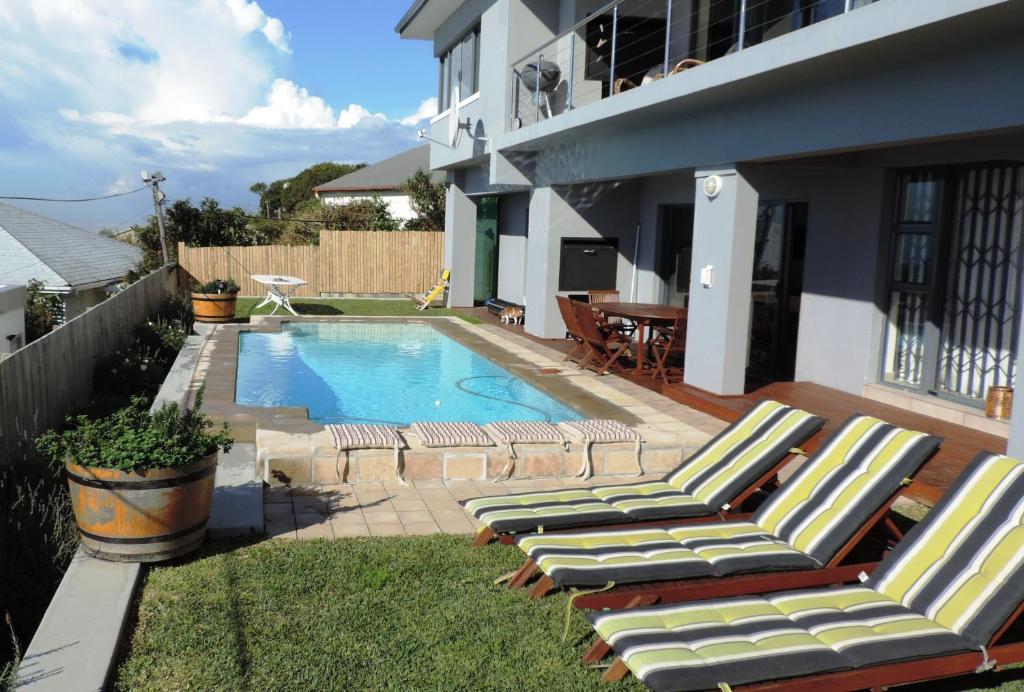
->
[0,202,142,290]
[313,145,444,194]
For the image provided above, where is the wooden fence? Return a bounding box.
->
[0,265,179,465]
[176,230,445,296]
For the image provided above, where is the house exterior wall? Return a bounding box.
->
[0,285,25,356]
[63,286,110,320]
[320,190,417,222]
[496,192,529,304]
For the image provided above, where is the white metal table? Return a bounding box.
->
[250,274,307,316]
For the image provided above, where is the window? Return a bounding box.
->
[438,25,480,110]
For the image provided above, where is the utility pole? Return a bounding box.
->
[141,170,169,263]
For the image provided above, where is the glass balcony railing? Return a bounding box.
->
[508,0,880,131]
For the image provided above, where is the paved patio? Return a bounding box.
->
[265,474,666,539]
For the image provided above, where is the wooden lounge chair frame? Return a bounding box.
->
[555,295,587,364]
[572,300,631,375]
[517,480,913,602]
[472,439,809,548]
[613,58,704,93]
[597,574,1024,691]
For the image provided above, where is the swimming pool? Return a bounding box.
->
[235,322,582,426]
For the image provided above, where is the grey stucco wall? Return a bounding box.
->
[444,176,477,307]
[496,192,529,303]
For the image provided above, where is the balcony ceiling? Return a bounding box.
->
[396,0,465,40]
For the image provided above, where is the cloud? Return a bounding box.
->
[225,0,291,52]
[238,79,336,129]
[105,178,135,194]
[400,98,438,126]
[337,104,388,129]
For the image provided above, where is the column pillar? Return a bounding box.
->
[443,177,476,307]
[1007,302,1024,457]
[682,166,759,394]
[524,186,564,338]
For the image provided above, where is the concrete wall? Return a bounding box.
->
[0,284,25,356]
[63,286,110,320]
[496,192,529,304]
[638,171,695,303]
[320,191,417,222]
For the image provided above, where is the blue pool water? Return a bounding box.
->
[235,322,582,425]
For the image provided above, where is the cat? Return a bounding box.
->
[499,306,524,325]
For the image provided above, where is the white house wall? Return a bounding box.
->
[320,191,417,222]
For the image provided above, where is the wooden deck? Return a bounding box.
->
[464,309,1007,506]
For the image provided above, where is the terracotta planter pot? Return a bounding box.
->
[986,386,1014,420]
[65,453,217,562]
[191,291,238,323]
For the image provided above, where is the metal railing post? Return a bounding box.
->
[535,52,543,123]
[567,33,576,110]
[663,0,672,77]
[844,0,853,11]
[737,0,747,51]
[608,4,619,92]
[509,69,517,129]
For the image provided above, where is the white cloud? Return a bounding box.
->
[225,0,291,52]
[400,97,438,126]
[105,178,134,194]
[337,104,388,129]
[239,79,336,129]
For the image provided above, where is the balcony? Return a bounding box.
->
[508,0,880,131]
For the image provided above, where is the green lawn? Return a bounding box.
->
[115,536,643,691]
[234,296,481,323]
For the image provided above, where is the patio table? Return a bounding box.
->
[251,274,307,316]
[594,302,687,375]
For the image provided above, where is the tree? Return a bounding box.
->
[250,161,367,217]
[403,169,446,231]
[24,280,63,343]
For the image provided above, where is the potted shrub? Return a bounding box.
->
[37,393,232,562]
[191,278,240,323]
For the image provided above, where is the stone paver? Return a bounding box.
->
[264,474,666,538]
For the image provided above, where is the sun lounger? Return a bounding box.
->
[514,415,939,600]
[590,451,1024,691]
[465,400,825,546]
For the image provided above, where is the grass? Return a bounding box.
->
[234,296,482,323]
[115,536,642,691]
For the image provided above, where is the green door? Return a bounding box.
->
[474,196,499,303]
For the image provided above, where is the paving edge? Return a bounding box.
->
[16,548,140,691]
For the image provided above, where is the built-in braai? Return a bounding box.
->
[558,238,618,291]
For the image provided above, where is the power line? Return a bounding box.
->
[0,185,149,202]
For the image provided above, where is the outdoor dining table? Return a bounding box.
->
[594,302,687,375]
[250,274,307,316]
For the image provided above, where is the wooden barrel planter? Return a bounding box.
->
[66,454,217,562]
[191,291,238,323]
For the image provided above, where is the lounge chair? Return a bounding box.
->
[466,400,824,546]
[514,415,939,601]
[591,451,1024,692]
[409,268,449,310]
[572,300,632,375]
[555,295,587,364]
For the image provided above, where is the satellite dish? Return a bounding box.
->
[448,78,461,147]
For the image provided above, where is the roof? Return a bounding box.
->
[395,0,465,40]
[314,145,444,194]
[0,202,142,289]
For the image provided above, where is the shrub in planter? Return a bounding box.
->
[36,392,232,562]
[191,278,240,323]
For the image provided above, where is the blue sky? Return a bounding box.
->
[0,1,437,230]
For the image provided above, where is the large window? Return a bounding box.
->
[882,165,1024,404]
[438,25,480,110]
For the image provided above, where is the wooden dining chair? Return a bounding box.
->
[587,289,635,336]
[649,313,687,383]
[571,300,632,375]
[555,295,586,364]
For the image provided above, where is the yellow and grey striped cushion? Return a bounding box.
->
[666,401,825,508]
[868,452,1024,647]
[588,586,970,691]
[753,415,940,563]
[462,487,629,533]
[591,482,712,520]
[516,521,818,588]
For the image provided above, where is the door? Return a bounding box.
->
[882,164,1024,405]
[748,202,807,381]
[657,205,694,308]
[474,196,499,303]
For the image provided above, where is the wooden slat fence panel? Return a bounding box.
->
[0,265,179,464]
[176,231,444,296]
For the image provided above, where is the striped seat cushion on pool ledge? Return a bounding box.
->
[410,421,494,448]
[326,424,406,485]
[482,421,568,480]
[558,419,643,479]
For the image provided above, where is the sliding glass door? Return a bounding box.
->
[882,164,1024,404]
